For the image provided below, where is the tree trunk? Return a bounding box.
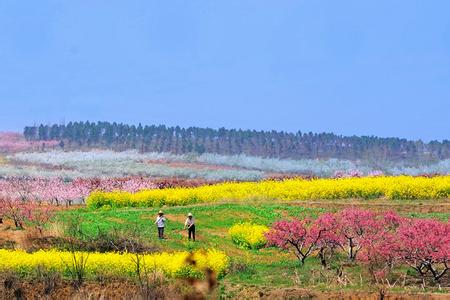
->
[318,248,327,267]
[348,239,354,261]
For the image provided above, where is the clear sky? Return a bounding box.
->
[0,1,449,141]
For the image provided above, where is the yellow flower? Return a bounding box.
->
[0,249,228,279]
[87,176,450,208]
[229,223,269,249]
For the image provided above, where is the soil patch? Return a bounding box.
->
[223,284,449,299]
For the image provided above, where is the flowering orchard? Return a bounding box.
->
[0,176,157,230]
[0,176,157,204]
[0,198,55,232]
[11,149,450,177]
[10,150,265,180]
[0,132,59,153]
[396,218,449,283]
[265,208,449,284]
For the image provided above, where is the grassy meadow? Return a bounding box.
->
[51,200,449,297]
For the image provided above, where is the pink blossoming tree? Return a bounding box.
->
[396,218,449,284]
[266,218,330,265]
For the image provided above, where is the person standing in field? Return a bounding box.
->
[155,210,166,239]
[184,212,195,241]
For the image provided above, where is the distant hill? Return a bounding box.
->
[24,121,449,162]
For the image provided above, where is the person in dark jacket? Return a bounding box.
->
[184,212,195,241]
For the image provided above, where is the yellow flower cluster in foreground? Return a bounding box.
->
[229,223,269,249]
[87,176,450,208]
[0,249,228,279]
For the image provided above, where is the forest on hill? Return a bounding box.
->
[24,121,450,162]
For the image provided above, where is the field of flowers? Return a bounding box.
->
[0,135,449,297]
[228,223,268,249]
[8,150,265,180]
[87,175,450,208]
[0,132,59,153]
[0,248,228,279]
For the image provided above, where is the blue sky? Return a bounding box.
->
[0,1,449,141]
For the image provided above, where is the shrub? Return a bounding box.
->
[228,223,269,249]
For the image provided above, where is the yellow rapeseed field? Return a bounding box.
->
[0,249,228,278]
[87,176,450,208]
[229,223,269,249]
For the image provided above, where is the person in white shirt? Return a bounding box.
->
[155,210,166,239]
[184,212,195,241]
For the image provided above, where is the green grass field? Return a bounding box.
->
[56,201,449,296]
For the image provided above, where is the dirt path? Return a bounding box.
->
[1,277,447,300]
[288,199,450,214]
